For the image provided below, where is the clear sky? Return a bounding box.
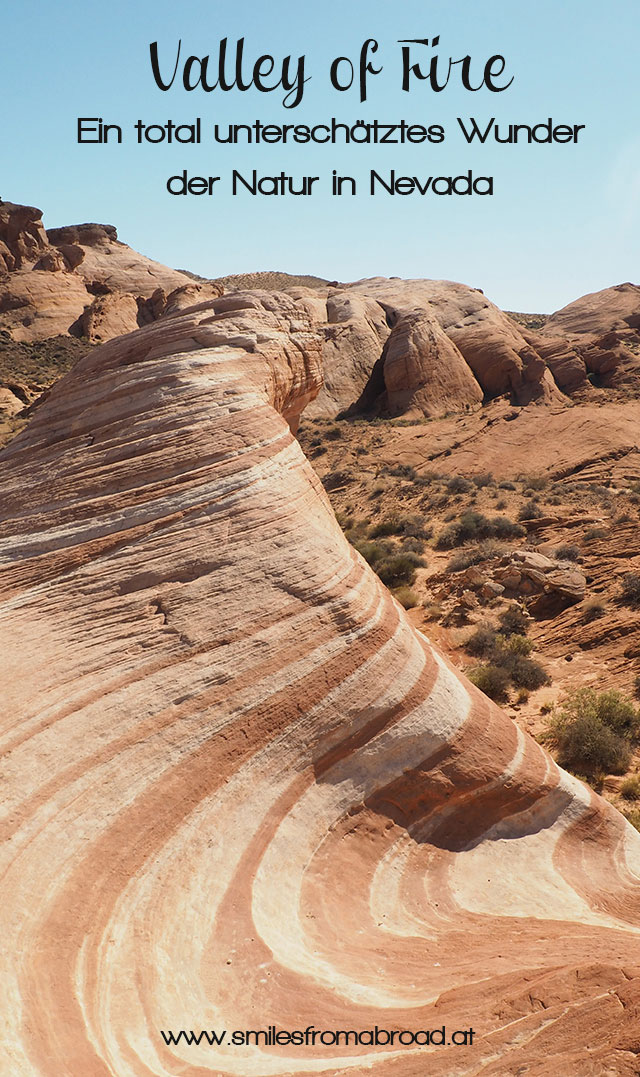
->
[1,0,638,312]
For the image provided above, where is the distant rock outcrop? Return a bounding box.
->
[1,200,639,426]
[0,199,215,344]
[542,283,640,389]
[2,294,640,1076]
[546,282,640,339]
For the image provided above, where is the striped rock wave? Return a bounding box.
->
[2,290,640,1077]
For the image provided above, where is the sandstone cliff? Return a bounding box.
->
[0,200,222,344]
[2,292,640,1076]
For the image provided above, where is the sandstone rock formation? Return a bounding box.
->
[3,200,639,426]
[0,200,217,344]
[2,292,640,1076]
[546,282,640,340]
[542,283,640,389]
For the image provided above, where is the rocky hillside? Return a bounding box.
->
[3,289,640,1076]
[2,202,640,438]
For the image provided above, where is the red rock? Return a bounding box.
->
[2,292,640,1076]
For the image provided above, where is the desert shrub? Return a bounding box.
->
[472,472,495,488]
[465,624,497,657]
[522,475,548,491]
[436,512,485,548]
[499,480,516,490]
[496,498,507,510]
[436,511,521,549]
[500,634,533,657]
[369,517,401,538]
[508,656,550,690]
[498,604,529,636]
[423,601,443,620]
[343,518,370,542]
[400,515,432,540]
[369,514,430,540]
[583,596,607,621]
[401,536,425,554]
[490,515,526,539]
[325,425,343,440]
[620,776,640,801]
[558,687,638,738]
[352,539,391,566]
[376,555,418,587]
[620,573,640,607]
[516,688,530,704]
[468,664,510,702]
[465,626,548,693]
[309,444,327,457]
[555,544,580,562]
[445,539,504,573]
[545,687,639,775]
[322,470,353,491]
[518,499,543,520]
[384,463,417,480]
[548,712,631,775]
[446,475,473,493]
[393,586,419,609]
[369,484,385,498]
[446,549,476,572]
[583,526,607,542]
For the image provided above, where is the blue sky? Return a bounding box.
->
[1,0,638,311]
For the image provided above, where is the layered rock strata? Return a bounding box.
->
[2,291,640,1076]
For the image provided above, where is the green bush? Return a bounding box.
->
[548,712,631,775]
[376,555,418,587]
[465,624,497,657]
[436,511,522,550]
[464,619,549,695]
[498,604,529,636]
[508,655,549,690]
[500,634,533,657]
[352,539,391,566]
[468,664,510,702]
[545,687,639,775]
